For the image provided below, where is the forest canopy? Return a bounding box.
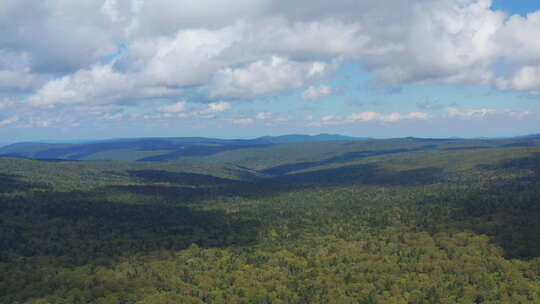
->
[1,138,540,303]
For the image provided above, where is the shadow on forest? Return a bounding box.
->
[127,170,238,185]
[0,189,259,266]
[0,173,48,193]
[104,164,444,207]
[271,164,443,187]
[137,142,273,162]
[106,184,210,203]
[478,152,540,179]
[25,139,273,161]
[455,152,540,259]
[443,146,490,151]
[262,145,439,175]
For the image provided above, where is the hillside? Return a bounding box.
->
[1,135,539,167]
[0,137,272,161]
[1,139,540,303]
[256,133,370,143]
[0,134,368,162]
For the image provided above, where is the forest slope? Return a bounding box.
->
[1,136,538,167]
[1,141,540,303]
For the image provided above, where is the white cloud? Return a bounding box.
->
[495,65,540,95]
[446,107,494,117]
[159,101,187,113]
[0,98,16,110]
[444,108,535,120]
[121,24,245,87]
[0,0,120,73]
[494,11,540,65]
[154,101,231,119]
[99,112,124,121]
[232,118,255,125]
[406,112,431,119]
[195,101,232,118]
[3,0,540,125]
[211,56,330,99]
[0,115,18,128]
[506,110,533,119]
[27,64,182,108]
[256,112,272,120]
[206,101,231,113]
[309,111,431,126]
[28,64,133,107]
[101,0,123,23]
[302,85,333,100]
[322,115,335,121]
[364,0,502,85]
[275,116,294,123]
[348,112,402,122]
[0,69,35,90]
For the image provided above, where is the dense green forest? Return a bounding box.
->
[1,137,540,303]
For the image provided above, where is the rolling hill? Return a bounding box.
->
[1,135,539,168]
[0,134,371,162]
[1,136,540,303]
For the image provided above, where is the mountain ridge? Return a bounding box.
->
[1,133,539,164]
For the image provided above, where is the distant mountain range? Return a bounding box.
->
[519,133,540,139]
[257,133,370,143]
[1,133,538,163]
[0,134,370,162]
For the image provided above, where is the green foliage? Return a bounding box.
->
[1,141,540,303]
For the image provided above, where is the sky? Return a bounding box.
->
[1,0,540,142]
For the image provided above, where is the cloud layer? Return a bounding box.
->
[1,0,540,132]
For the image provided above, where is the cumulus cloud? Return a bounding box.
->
[0,0,120,74]
[2,0,540,131]
[14,0,540,103]
[494,11,540,65]
[196,101,232,117]
[118,24,245,87]
[495,65,540,95]
[154,100,231,119]
[211,56,331,99]
[206,101,231,113]
[27,64,181,108]
[28,64,133,107]
[302,85,333,100]
[159,101,187,113]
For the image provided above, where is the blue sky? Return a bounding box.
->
[1,0,540,143]
[492,0,540,16]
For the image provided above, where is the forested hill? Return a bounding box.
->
[0,134,538,164]
[256,133,370,143]
[1,140,540,303]
[0,134,367,162]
